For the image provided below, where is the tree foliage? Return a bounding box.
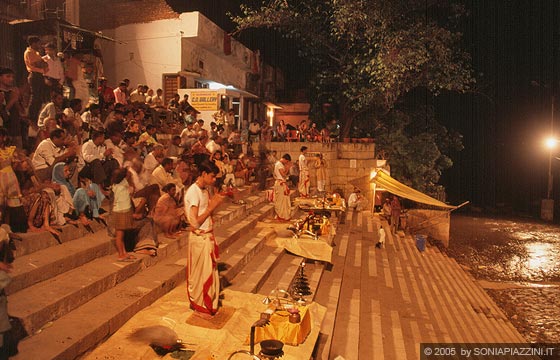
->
[231,0,474,116]
[231,0,474,193]
[374,105,464,196]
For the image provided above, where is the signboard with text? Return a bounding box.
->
[189,91,219,111]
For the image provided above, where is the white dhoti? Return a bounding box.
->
[274,180,291,220]
[186,231,219,315]
[298,169,310,196]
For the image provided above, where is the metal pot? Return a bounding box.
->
[260,339,284,356]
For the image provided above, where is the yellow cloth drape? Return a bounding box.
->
[248,305,312,346]
[371,169,456,209]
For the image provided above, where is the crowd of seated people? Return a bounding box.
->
[246,118,341,143]
[1,38,351,262]
[0,65,273,258]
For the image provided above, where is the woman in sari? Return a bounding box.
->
[24,186,60,236]
[152,183,184,238]
[0,127,27,232]
[52,162,105,226]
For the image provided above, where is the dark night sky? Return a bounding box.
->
[168,0,560,216]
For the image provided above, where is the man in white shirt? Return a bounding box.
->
[180,122,198,147]
[143,144,164,176]
[129,84,146,104]
[42,43,64,94]
[298,146,310,197]
[151,157,183,192]
[32,128,76,181]
[205,135,221,154]
[104,131,126,167]
[81,103,103,134]
[248,120,261,143]
[80,130,119,187]
[37,92,64,129]
[113,82,128,105]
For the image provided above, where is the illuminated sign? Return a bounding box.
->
[190,91,219,111]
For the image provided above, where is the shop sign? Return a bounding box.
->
[190,91,219,111]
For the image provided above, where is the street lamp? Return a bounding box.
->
[541,97,555,221]
[545,136,557,200]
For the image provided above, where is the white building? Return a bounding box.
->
[99,11,284,127]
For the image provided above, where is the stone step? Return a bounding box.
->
[424,249,503,342]
[220,226,277,285]
[12,250,188,360]
[7,229,115,296]
[11,191,273,360]
[15,218,107,258]
[9,188,267,296]
[314,211,353,360]
[9,248,160,337]
[392,217,526,344]
[214,203,275,250]
[404,240,477,343]
[227,238,286,294]
[434,249,525,342]
[399,228,504,343]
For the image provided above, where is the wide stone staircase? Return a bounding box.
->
[8,183,337,360]
[8,184,527,360]
[313,210,526,360]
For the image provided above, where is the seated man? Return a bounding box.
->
[151,157,183,194]
[180,121,197,148]
[80,130,119,189]
[143,144,165,175]
[32,128,76,182]
[348,187,368,211]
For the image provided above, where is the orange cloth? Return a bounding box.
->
[250,305,312,346]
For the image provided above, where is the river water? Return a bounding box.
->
[445,214,560,343]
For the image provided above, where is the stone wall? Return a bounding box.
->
[252,142,376,202]
[406,209,451,247]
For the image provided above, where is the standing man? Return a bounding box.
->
[42,43,64,97]
[0,68,26,149]
[273,154,292,221]
[24,36,48,124]
[184,158,224,318]
[390,195,402,234]
[298,146,310,197]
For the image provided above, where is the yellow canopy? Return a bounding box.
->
[371,169,456,209]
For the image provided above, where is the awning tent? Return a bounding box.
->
[370,169,457,209]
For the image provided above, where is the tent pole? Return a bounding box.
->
[372,183,377,213]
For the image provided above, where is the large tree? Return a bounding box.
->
[232,0,474,193]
